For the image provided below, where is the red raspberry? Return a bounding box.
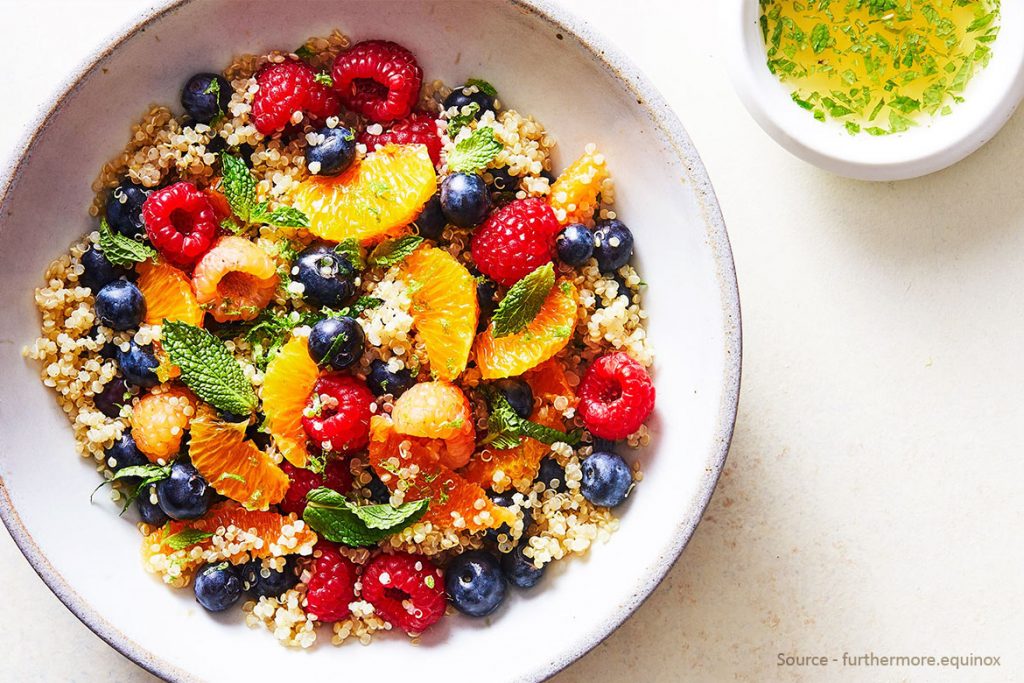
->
[141,182,217,267]
[332,40,422,123]
[279,459,354,517]
[471,198,560,287]
[360,112,441,165]
[361,552,445,634]
[301,374,374,453]
[578,352,656,440]
[251,60,340,135]
[305,543,358,622]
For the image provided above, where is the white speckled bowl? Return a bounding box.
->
[0,1,740,681]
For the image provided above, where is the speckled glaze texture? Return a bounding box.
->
[0,1,740,681]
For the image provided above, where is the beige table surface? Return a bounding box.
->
[3,1,1023,681]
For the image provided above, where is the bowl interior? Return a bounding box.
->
[0,1,739,681]
[729,0,1024,180]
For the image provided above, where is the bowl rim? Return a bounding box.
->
[0,1,742,681]
[725,0,1024,181]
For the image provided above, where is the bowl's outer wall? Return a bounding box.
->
[0,1,740,682]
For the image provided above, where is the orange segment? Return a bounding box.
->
[141,501,317,585]
[261,333,319,467]
[292,144,436,244]
[136,261,204,327]
[462,363,575,491]
[192,236,279,323]
[130,385,197,462]
[391,381,475,469]
[368,415,513,531]
[548,146,609,225]
[188,409,289,511]
[474,280,578,379]
[401,247,478,381]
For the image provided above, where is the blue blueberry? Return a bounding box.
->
[363,468,392,504]
[535,457,567,493]
[487,166,519,193]
[194,562,243,612]
[412,194,446,240]
[217,409,249,423]
[366,359,415,398]
[308,316,364,370]
[116,341,159,388]
[180,73,231,124]
[475,274,498,329]
[556,223,594,267]
[94,377,132,418]
[80,247,128,292]
[580,451,633,508]
[440,173,490,228]
[443,84,496,117]
[157,461,213,521]
[136,491,169,526]
[306,126,357,176]
[105,433,148,472]
[485,491,533,543]
[294,245,357,308]
[95,280,145,331]
[241,558,297,598]
[246,414,272,450]
[445,550,506,617]
[105,181,149,239]
[593,219,634,273]
[501,545,545,589]
[495,379,533,419]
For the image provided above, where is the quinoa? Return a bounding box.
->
[26,28,655,649]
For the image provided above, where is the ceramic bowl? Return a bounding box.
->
[0,1,740,681]
[726,0,1024,181]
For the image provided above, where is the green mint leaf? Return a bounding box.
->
[491,263,555,337]
[482,389,578,448]
[261,205,310,228]
[465,78,498,97]
[447,126,503,173]
[348,498,429,531]
[348,296,383,317]
[164,528,215,551]
[161,320,257,414]
[219,153,257,222]
[482,389,523,449]
[334,238,365,270]
[302,488,428,546]
[520,419,581,446]
[314,71,333,87]
[368,235,423,268]
[98,219,156,268]
[810,23,831,54]
[446,101,480,137]
[90,464,171,507]
[294,45,316,61]
[220,217,243,234]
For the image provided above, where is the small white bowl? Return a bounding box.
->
[726,1,1024,181]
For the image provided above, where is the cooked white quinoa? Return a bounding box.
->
[26,28,655,648]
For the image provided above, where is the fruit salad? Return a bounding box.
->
[24,31,656,647]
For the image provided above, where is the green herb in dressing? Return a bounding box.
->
[760,0,1001,135]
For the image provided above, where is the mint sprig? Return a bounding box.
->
[368,235,423,268]
[447,127,503,173]
[483,389,581,449]
[491,263,555,338]
[161,320,257,415]
[334,238,365,270]
[98,219,156,268]
[302,487,429,546]
[164,528,215,551]
[465,78,498,97]
[90,463,172,513]
[219,153,310,228]
[446,101,480,137]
